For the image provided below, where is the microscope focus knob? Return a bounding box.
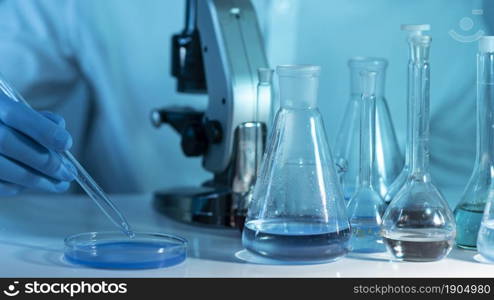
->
[181,122,208,156]
[150,107,208,156]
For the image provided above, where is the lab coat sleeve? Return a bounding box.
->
[0,0,82,110]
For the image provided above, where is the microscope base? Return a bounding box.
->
[153,186,242,229]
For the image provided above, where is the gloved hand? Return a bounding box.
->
[0,92,76,195]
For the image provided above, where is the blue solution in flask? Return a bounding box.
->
[455,203,484,248]
[242,219,350,263]
[64,232,187,269]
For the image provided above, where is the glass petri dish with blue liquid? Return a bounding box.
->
[64,232,187,269]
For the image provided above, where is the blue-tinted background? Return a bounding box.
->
[0,0,492,207]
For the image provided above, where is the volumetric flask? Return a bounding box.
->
[242,65,350,263]
[454,37,494,249]
[476,37,494,260]
[347,71,386,253]
[456,37,494,250]
[382,25,456,262]
[384,26,426,205]
[335,57,402,201]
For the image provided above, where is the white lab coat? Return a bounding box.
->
[0,0,490,205]
[0,0,213,193]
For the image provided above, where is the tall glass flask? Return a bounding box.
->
[242,65,350,263]
[476,37,494,261]
[335,57,402,201]
[455,37,494,250]
[347,71,386,253]
[382,25,456,262]
[385,27,427,205]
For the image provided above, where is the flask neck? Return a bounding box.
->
[350,70,385,100]
[407,36,432,179]
[476,52,494,171]
[357,72,378,189]
[279,75,319,109]
[349,60,386,100]
[255,81,272,122]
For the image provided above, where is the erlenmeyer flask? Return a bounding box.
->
[382,25,456,262]
[347,71,386,253]
[476,37,494,260]
[335,57,403,201]
[242,65,350,263]
[455,37,494,250]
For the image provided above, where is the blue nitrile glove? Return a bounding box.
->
[0,92,76,195]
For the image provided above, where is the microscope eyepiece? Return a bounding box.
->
[171,0,207,94]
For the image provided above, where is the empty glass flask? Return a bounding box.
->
[335,57,402,201]
[455,37,494,250]
[476,37,494,261]
[242,65,350,263]
[381,25,456,262]
[347,70,386,253]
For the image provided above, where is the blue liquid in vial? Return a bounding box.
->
[349,217,386,253]
[65,241,186,269]
[477,220,494,261]
[242,219,350,263]
[454,203,484,249]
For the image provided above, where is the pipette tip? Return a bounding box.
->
[122,222,135,239]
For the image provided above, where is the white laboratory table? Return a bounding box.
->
[0,191,492,278]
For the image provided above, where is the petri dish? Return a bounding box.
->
[64,231,187,269]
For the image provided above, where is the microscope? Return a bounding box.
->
[151,0,270,228]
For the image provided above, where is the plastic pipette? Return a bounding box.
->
[0,76,134,238]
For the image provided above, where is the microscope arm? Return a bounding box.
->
[197,0,269,174]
